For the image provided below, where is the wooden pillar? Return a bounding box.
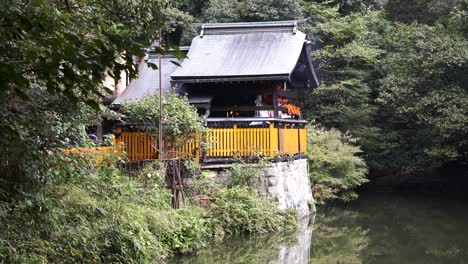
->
[269,122,276,157]
[96,123,103,143]
[297,124,301,155]
[96,111,103,143]
[273,88,279,118]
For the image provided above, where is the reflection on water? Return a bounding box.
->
[171,193,468,264]
[170,216,313,264]
[170,216,314,264]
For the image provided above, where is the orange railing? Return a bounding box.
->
[117,131,156,161]
[206,123,276,158]
[115,118,307,162]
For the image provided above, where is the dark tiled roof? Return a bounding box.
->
[171,21,309,82]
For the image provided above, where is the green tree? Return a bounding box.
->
[385,0,461,24]
[0,0,189,182]
[303,0,468,179]
[302,2,387,133]
[373,20,468,175]
[201,0,304,22]
[310,0,384,15]
[307,125,368,204]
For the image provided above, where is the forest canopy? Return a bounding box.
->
[301,0,468,180]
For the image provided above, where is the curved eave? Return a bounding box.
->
[171,73,290,83]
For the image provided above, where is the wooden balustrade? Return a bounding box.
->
[117,132,156,161]
[115,118,307,162]
[206,123,276,158]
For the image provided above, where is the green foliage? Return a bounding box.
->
[446,0,468,38]
[204,159,297,237]
[123,94,206,148]
[385,0,461,24]
[1,150,297,262]
[227,157,268,188]
[0,90,99,184]
[201,0,304,23]
[0,0,182,100]
[307,0,385,15]
[138,160,167,187]
[372,19,468,174]
[1,167,170,262]
[302,0,468,180]
[208,187,298,237]
[47,147,122,182]
[303,2,387,132]
[307,125,368,204]
[0,163,207,262]
[182,159,202,179]
[0,0,189,183]
[177,0,304,43]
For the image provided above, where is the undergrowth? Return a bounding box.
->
[0,151,297,263]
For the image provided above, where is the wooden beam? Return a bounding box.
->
[273,88,279,118]
[190,87,275,96]
[277,90,299,98]
[198,88,299,98]
[211,106,288,112]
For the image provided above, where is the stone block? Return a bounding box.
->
[268,186,278,195]
[268,176,278,186]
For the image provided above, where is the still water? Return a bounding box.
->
[171,192,468,264]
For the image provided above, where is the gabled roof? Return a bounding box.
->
[112,53,184,105]
[171,21,317,85]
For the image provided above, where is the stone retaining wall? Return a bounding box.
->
[203,159,315,218]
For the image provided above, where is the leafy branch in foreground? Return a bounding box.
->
[0,0,191,182]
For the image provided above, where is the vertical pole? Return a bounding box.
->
[233,122,238,157]
[202,132,207,162]
[297,124,301,155]
[115,126,122,153]
[273,87,279,118]
[269,122,275,157]
[96,111,103,143]
[158,29,163,162]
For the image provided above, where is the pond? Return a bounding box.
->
[170,192,468,264]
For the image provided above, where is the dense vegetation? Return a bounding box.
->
[0,0,187,184]
[302,0,468,182]
[1,0,467,262]
[0,148,296,262]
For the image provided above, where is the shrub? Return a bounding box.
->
[122,94,206,149]
[138,160,167,187]
[307,125,368,204]
[227,157,268,188]
[208,187,297,238]
[0,167,214,263]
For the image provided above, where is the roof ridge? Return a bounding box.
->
[201,19,306,28]
[200,20,307,36]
